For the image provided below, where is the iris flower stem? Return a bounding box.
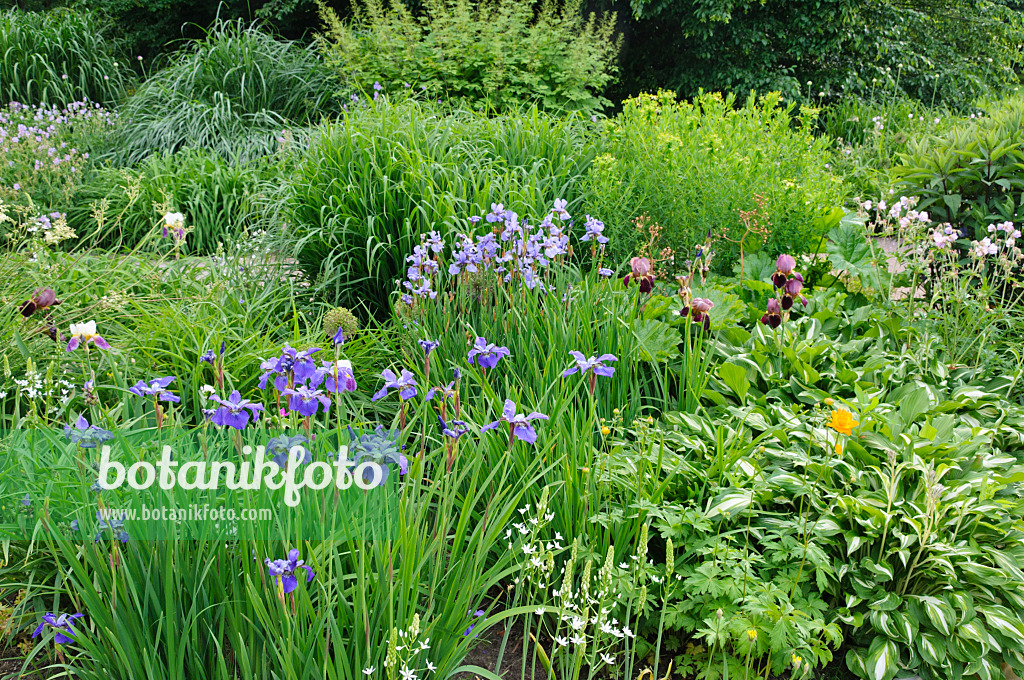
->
[333,344,342,442]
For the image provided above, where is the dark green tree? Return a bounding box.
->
[614,0,1023,106]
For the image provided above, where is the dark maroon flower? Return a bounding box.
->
[760,298,782,328]
[682,297,715,332]
[19,288,61,318]
[772,254,796,288]
[623,257,655,293]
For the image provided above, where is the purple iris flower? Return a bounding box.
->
[267,434,311,467]
[281,385,331,417]
[598,267,614,277]
[464,610,486,637]
[581,215,609,244]
[95,510,130,543]
[438,415,469,439]
[32,612,85,644]
[447,248,479,276]
[265,549,315,595]
[552,198,570,220]
[64,414,114,448]
[258,344,321,390]
[426,381,456,401]
[331,327,346,345]
[467,337,511,370]
[425,231,445,253]
[128,376,181,403]
[315,360,357,393]
[419,339,440,355]
[371,368,418,402]
[207,391,265,430]
[66,321,110,351]
[562,352,617,378]
[481,399,549,445]
[486,203,506,223]
[199,349,216,364]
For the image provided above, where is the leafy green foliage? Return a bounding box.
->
[619,0,1023,108]
[0,8,132,105]
[316,0,621,116]
[895,94,1024,240]
[585,90,847,274]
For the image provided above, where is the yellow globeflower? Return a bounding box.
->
[746,629,757,641]
[600,426,611,436]
[827,409,859,436]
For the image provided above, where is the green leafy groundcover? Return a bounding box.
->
[3,190,1024,680]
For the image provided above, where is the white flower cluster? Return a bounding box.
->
[378,614,437,680]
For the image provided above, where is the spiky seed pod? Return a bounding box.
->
[322,307,360,340]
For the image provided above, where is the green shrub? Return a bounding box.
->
[316,0,621,116]
[894,94,1024,240]
[66,148,277,252]
[820,95,961,201]
[585,90,848,273]
[109,20,338,165]
[279,98,595,315]
[0,8,132,105]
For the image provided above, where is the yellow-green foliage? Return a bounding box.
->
[316,0,620,116]
[585,90,849,272]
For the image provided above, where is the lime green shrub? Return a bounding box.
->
[895,94,1024,240]
[0,9,132,105]
[281,99,595,314]
[585,90,848,272]
[316,0,620,116]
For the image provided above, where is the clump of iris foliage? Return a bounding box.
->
[3,7,1024,680]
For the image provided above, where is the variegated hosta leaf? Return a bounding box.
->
[869,609,914,644]
[948,633,983,663]
[947,592,975,626]
[865,636,900,680]
[958,617,990,649]
[964,655,1001,680]
[846,647,869,678]
[913,595,956,637]
[836,607,865,627]
[917,631,947,666]
[868,591,902,612]
[977,604,1024,644]
[862,557,894,582]
[703,489,752,519]
[961,561,1012,587]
